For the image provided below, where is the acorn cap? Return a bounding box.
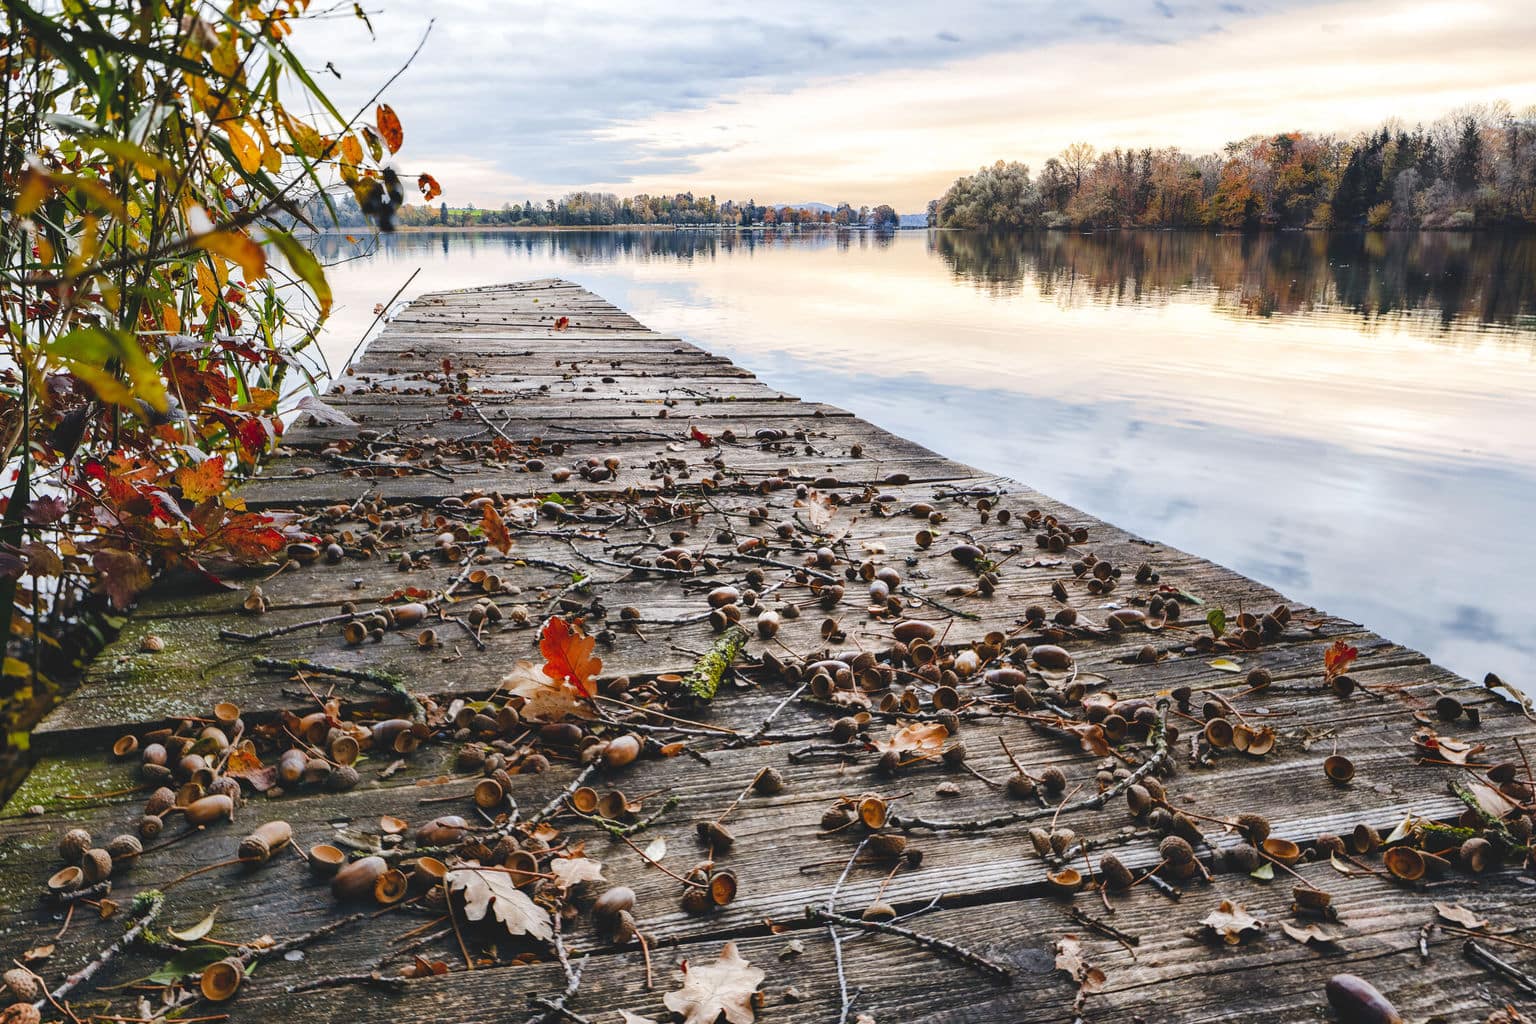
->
[199,957,242,1002]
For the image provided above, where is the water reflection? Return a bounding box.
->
[312,228,1536,684]
[933,230,1536,334]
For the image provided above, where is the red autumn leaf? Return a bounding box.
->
[480,503,513,555]
[1323,640,1358,681]
[689,424,713,447]
[418,173,442,201]
[552,316,570,331]
[175,457,226,504]
[375,103,403,153]
[540,616,602,698]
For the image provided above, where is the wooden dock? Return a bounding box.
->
[2,280,1532,1024]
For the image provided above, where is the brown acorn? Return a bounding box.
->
[860,901,897,922]
[1261,837,1302,866]
[1203,717,1234,749]
[1046,867,1083,896]
[199,958,243,1002]
[751,766,784,795]
[856,794,889,829]
[1040,766,1067,794]
[3,968,41,1003]
[570,786,600,815]
[821,805,854,831]
[1383,846,1424,882]
[603,734,642,770]
[474,778,505,810]
[308,844,346,876]
[237,821,293,864]
[1324,754,1355,784]
[1235,813,1271,845]
[1325,975,1403,1024]
[1459,836,1493,873]
[1222,843,1262,873]
[107,834,143,862]
[709,870,738,906]
[681,886,713,915]
[415,815,470,846]
[332,855,388,901]
[57,828,92,865]
[46,866,83,892]
[184,794,235,827]
[1350,823,1382,855]
[374,868,410,905]
[1099,854,1134,891]
[79,848,112,884]
[696,820,735,850]
[593,886,637,932]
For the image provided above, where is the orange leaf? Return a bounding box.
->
[340,134,363,167]
[480,503,513,555]
[175,457,226,503]
[418,173,442,201]
[540,616,602,698]
[1323,640,1357,681]
[198,229,267,282]
[375,103,403,153]
[552,316,570,331]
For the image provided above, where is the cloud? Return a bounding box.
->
[290,0,1536,209]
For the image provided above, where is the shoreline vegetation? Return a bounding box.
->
[932,102,1536,232]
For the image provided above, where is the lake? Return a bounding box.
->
[306,228,1536,687]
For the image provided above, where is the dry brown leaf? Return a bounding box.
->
[1200,900,1265,944]
[618,1013,659,1024]
[502,661,595,723]
[549,855,606,890]
[1465,781,1520,820]
[480,503,514,555]
[871,722,949,757]
[1434,902,1489,929]
[1280,921,1341,949]
[1054,935,1106,992]
[445,868,553,942]
[662,941,765,1024]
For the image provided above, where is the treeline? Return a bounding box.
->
[931,103,1536,230]
[308,191,900,229]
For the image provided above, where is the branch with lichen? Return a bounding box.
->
[685,624,749,701]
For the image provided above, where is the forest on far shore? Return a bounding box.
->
[931,103,1536,231]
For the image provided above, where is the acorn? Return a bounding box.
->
[1099,854,1134,891]
[1222,843,1262,873]
[326,764,360,792]
[138,815,164,839]
[1326,974,1403,1024]
[1350,824,1382,855]
[570,787,600,815]
[411,857,449,893]
[3,968,41,1003]
[1046,867,1082,896]
[1126,783,1154,818]
[1031,645,1073,672]
[1235,813,1271,845]
[112,734,139,759]
[593,886,637,932]
[1261,837,1302,866]
[1028,827,1053,859]
[416,816,470,846]
[46,866,83,892]
[1459,836,1492,873]
[821,806,853,831]
[278,749,307,786]
[710,870,739,906]
[308,844,347,876]
[866,833,907,860]
[374,868,410,905]
[1,1004,42,1024]
[856,794,889,829]
[603,734,642,770]
[1314,834,1347,858]
[697,820,735,850]
[860,901,897,922]
[1040,766,1067,794]
[237,821,293,863]
[200,958,243,1002]
[57,828,93,865]
[752,766,785,795]
[1324,754,1355,784]
[474,778,505,810]
[80,848,113,884]
[107,834,142,862]
[332,856,388,901]
[184,794,235,827]
[1005,772,1037,800]
[1203,717,1234,749]
[1159,835,1196,865]
[681,886,713,915]
[1382,846,1423,882]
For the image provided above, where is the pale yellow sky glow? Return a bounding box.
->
[414,0,1536,210]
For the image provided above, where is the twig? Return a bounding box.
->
[523,920,587,1024]
[35,891,163,1011]
[218,608,357,643]
[806,907,1011,982]
[253,657,424,722]
[528,763,600,826]
[730,682,808,747]
[1463,939,1536,996]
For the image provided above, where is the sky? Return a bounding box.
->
[291,0,1536,212]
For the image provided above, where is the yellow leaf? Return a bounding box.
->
[198,229,266,282]
[222,121,261,174]
[340,134,362,166]
[2,657,33,679]
[14,167,51,216]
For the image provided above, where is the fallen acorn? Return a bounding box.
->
[308,844,347,876]
[696,820,735,850]
[2,968,40,1003]
[415,815,470,846]
[1350,823,1382,855]
[1261,837,1302,866]
[593,886,637,933]
[860,901,897,922]
[46,866,83,892]
[710,870,738,906]
[1325,974,1402,1024]
[1292,886,1332,913]
[1098,853,1134,891]
[237,821,293,864]
[1324,754,1356,784]
[1046,867,1082,896]
[184,794,235,827]
[1031,645,1073,672]
[602,734,642,770]
[1383,846,1424,882]
[199,957,243,1002]
[1459,836,1493,873]
[332,855,388,902]
[57,828,92,865]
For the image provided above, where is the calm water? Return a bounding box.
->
[306,229,1536,686]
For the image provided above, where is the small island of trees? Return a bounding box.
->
[930,103,1536,231]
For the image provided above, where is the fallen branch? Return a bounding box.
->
[35,890,163,1011]
[254,657,424,723]
[805,907,1011,982]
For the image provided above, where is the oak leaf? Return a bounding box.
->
[870,722,948,757]
[1434,902,1488,929]
[480,503,513,555]
[1054,935,1106,992]
[1279,921,1341,949]
[176,457,226,503]
[1200,900,1265,944]
[548,855,605,890]
[445,868,552,942]
[662,941,765,1024]
[500,662,594,723]
[540,616,602,697]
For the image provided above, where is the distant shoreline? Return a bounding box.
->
[315,224,922,235]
